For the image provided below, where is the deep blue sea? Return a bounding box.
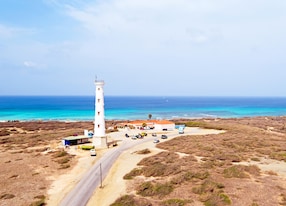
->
[0,96,286,121]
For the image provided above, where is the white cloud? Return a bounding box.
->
[24,61,37,68]
[0,24,16,38]
[0,24,36,39]
[23,61,46,71]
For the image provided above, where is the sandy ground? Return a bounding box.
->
[47,127,222,205]
[47,126,286,206]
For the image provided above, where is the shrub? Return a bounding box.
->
[123,168,142,180]
[251,157,260,162]
[56,157,70,164]
[137,181,174,197]
[110,195,152,206]
[192,180,224,195]
[59,164,70,169]
[29,198,45,206]
[223,165,249,178]
[161,198,192,206]
[142,162,166,177]
[0,193,15,199]
[219,193,231,204]
[52,150,68,158]
[0,129,10,136]
[110,195,136,206]
[136,149,151,154]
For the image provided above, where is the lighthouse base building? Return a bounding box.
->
[93,80,106,147]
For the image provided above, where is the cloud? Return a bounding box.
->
[0,24,17,38]
[23,61,46,71]
[0,24,36,39]
[24,61,37,68]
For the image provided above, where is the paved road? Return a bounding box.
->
[60,136,156,206]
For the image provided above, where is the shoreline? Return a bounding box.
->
[1,115,286,123]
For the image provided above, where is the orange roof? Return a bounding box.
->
[152,120,174,125]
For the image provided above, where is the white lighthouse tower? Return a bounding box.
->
[93,80,106,147]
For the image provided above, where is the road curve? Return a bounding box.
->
[60,137,155,206]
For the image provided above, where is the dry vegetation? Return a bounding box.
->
[1,117,286,206]
[113,117,286,206]
[0,121,97,206]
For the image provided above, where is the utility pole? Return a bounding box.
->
[100,163,103,188]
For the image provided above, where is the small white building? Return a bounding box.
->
[153,120,175,131]
[128,120,175,131]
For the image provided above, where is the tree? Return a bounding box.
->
[148,114,152,120]
[142,122,147,128]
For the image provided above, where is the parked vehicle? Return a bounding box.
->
[178,127,184,134]
[161,135,168,139]
[125,133,129,138]
[141,132,147,136]
[153,139,160,143]
[152,133,157,137]
[90,149,96,156]
[131,135,137,140]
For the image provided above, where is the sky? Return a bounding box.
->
[0,0,286,96]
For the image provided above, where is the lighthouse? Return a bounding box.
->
[93,80,106,147]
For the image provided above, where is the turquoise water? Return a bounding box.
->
[0,96,286,121]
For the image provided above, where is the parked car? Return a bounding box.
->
[153,139,160,143]
[161,135,168,139]
[178,127,184,134]
[90,149,97,156]
[131,135,137,140]
[141,132,147,136]
[152,133,157,137]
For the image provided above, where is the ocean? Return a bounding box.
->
[0,96,286,121]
